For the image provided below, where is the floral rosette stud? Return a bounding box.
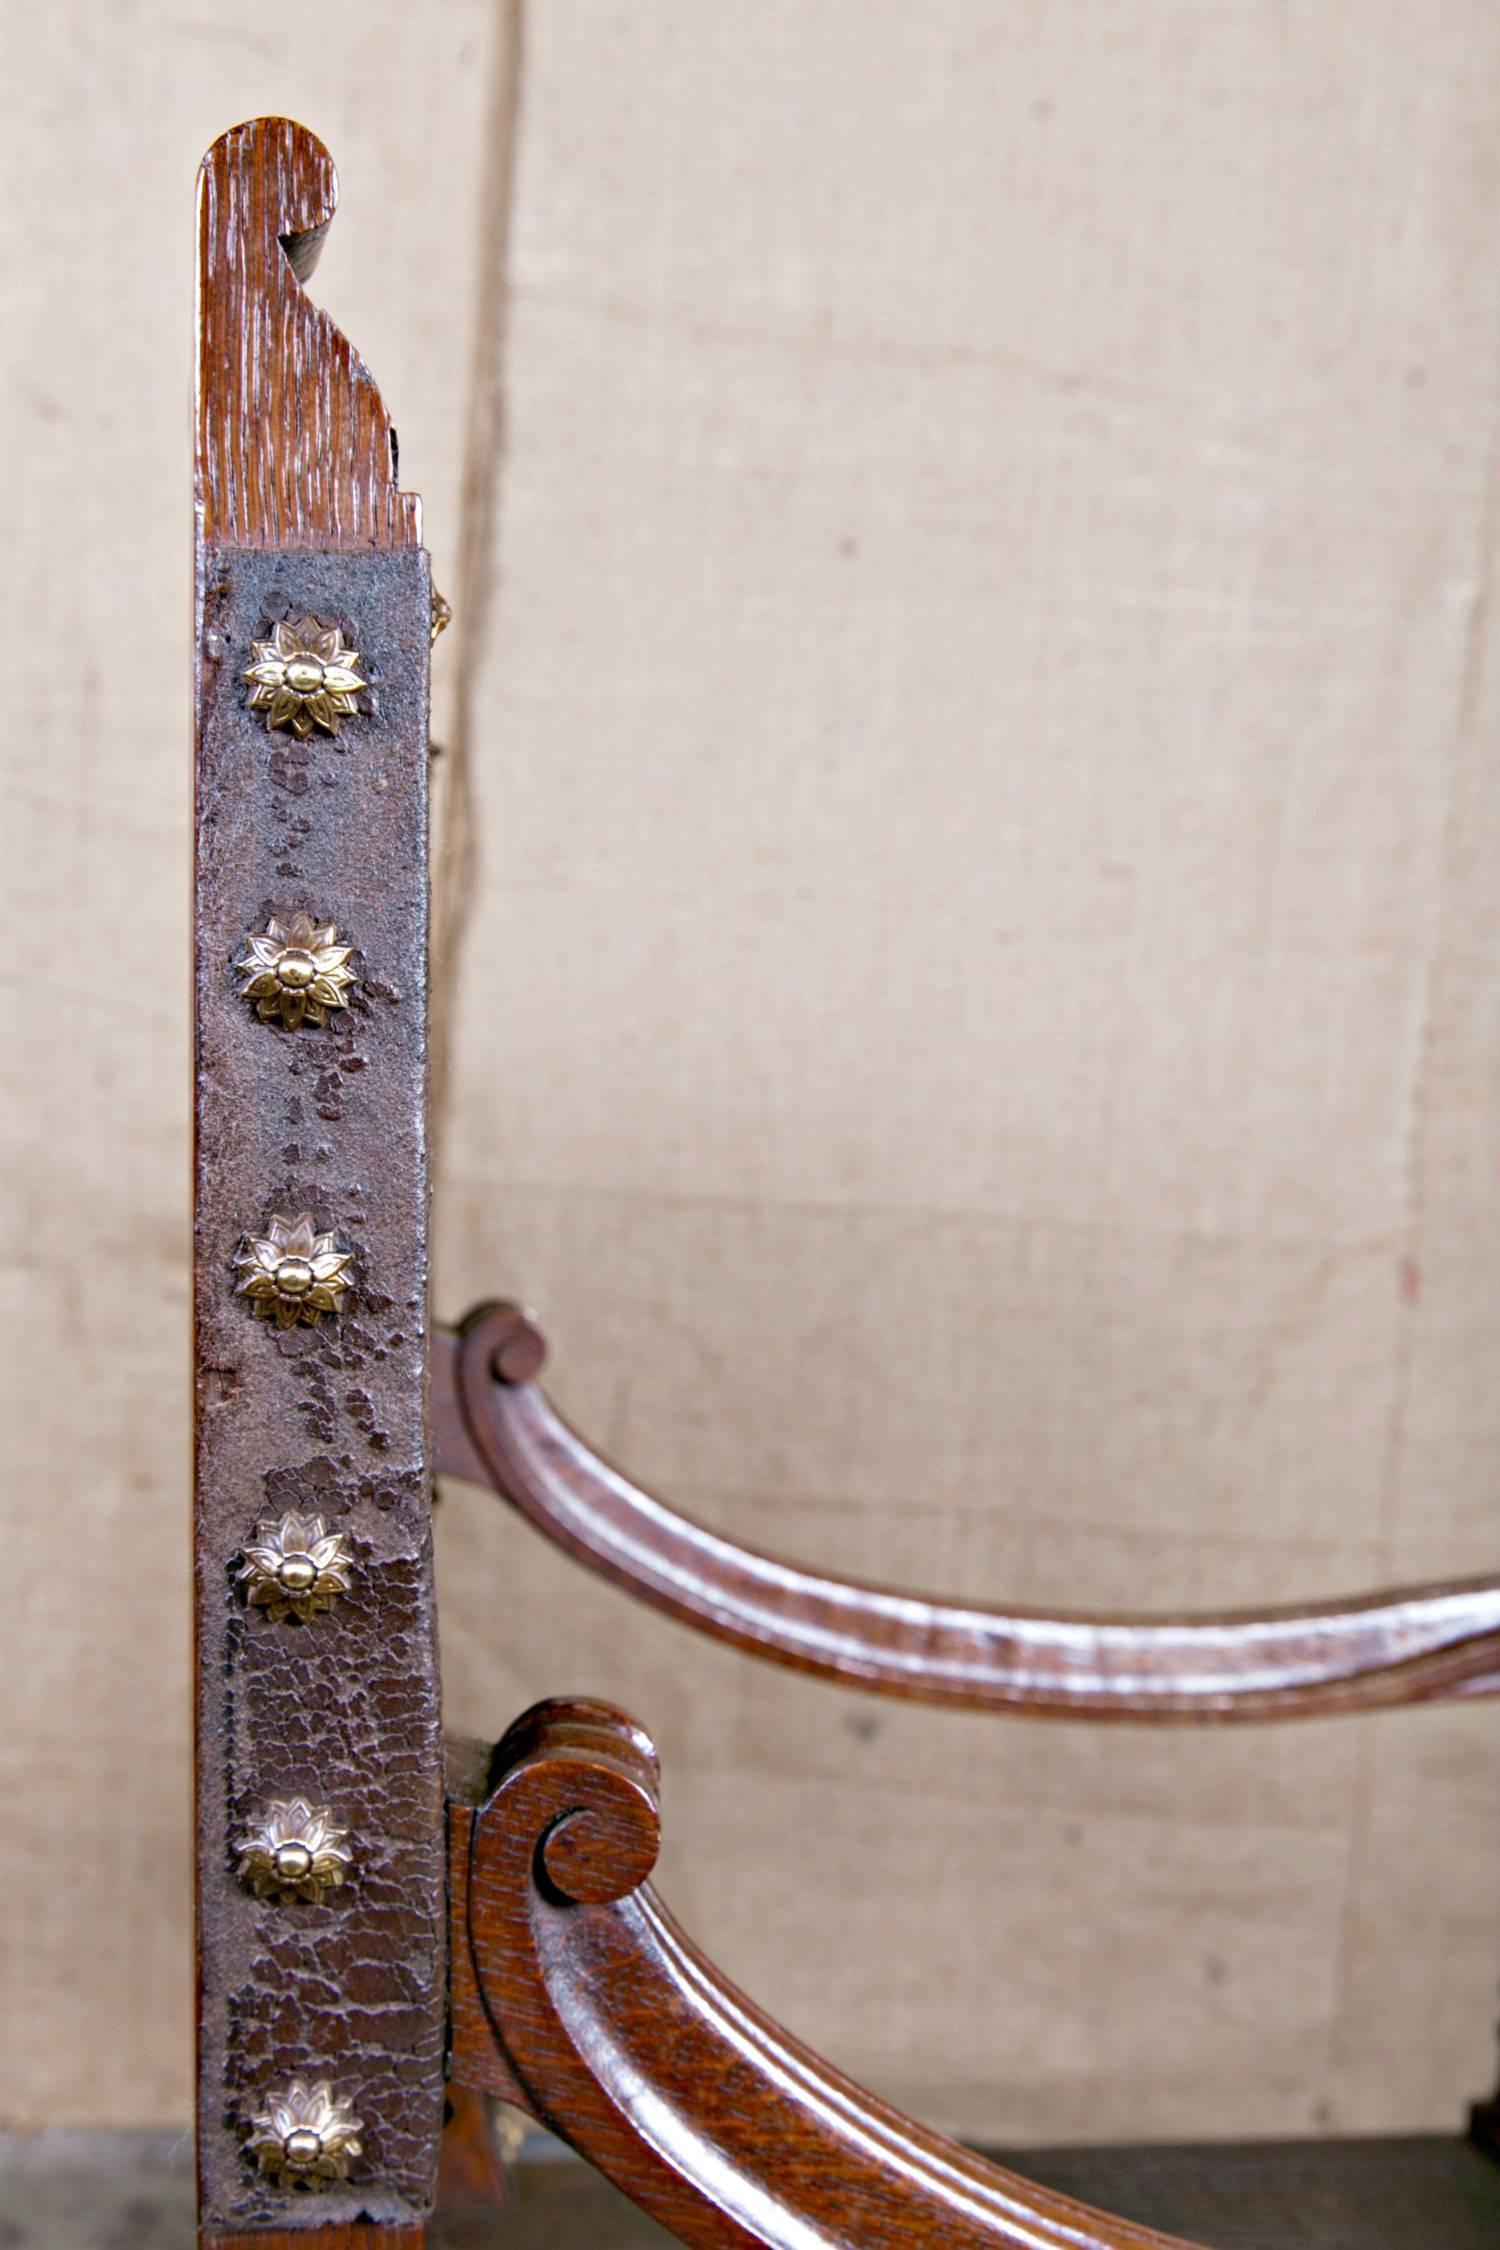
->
[247,2079,363,2187]
[237,913,355,1031]
[234,1799,352,1904]
[235,1212,353,1329]
[243,617,367,738]
[237,1510,354,1625]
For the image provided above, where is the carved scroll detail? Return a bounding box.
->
[197,116,421,549]
[451,1697,1201,2250]
[436,1305,1500,1721]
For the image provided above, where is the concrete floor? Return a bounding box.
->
[0,2131,674,2249]
[4,2128,1498,2247]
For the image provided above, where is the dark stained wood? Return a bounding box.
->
[431,2167,682,2249]
[433,2087,510,2214]
[445,1742,531,2118]
[194,120,443,2241]
[452,1697,1207,2249]
[197,117,422,549]
[435,1308,1500,1720]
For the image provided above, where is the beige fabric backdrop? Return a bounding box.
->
[2,0,1496,2145]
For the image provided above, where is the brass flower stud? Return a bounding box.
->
[243,618,367,738]
[236,1213,353,1328]
[238,1511,354,1624]
[237,914,355,1031]
[234,1799,352,1903]
[248,2080,363,2188]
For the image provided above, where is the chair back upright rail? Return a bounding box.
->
[194,117,445,2244]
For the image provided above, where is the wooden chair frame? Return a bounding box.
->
[192,117,1500,2249]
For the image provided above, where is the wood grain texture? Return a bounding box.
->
[197,117,421,550]
[435,1309,1500,1718]
[453,1698,1204,2250]
[194,123,443,2235]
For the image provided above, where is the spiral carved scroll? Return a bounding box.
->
[452,1697,1203,2250]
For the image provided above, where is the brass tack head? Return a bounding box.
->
[247,2079,363,2188]
[238,914,355,1030]
[235,1212,353,1328]
[243,618,367,737]
[237,1510,353,1625]
[234,1799,352,1903]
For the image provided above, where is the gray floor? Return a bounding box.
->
[0,2134,196,2250]
[0,2131,675,2250]
[4,2128,1499,2247]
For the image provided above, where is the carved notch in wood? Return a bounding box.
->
[449,1696,1203,2250]
[435,1304,1500,1720]
[197,116,421,550]
[194,116,442,2243]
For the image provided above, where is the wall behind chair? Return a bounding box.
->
[3,0,1496,2141]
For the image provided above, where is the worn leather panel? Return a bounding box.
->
[194,548,444,2230]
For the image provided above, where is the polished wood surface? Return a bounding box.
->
[435,1307,1500,1720]
[452,1697,1205,2249]
[197,117,421,549]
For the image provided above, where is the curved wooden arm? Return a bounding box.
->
[434,1304,1500,1720]
[449,1696,1203,2249]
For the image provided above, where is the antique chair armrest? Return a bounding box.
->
[435,1306,1500,1720]
[448,1698,1205,2249]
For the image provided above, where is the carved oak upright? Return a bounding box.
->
[194,119,443,2242]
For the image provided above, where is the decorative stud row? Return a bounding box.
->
[231,616,378,2192]
[233,1506,360,2184]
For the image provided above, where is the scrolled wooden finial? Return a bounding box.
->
[460,1298,551,1388]
[457,1695,1201,2248]
[196,115,421,550]
[489,1697,662,1906]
